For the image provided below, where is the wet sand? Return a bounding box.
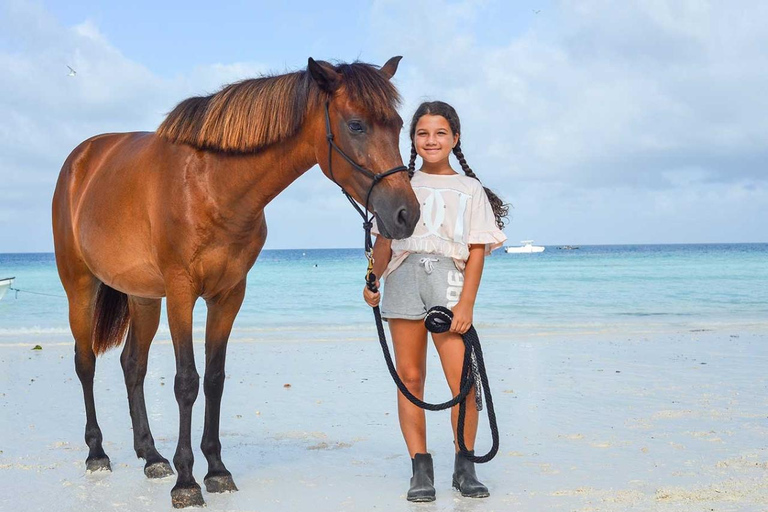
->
[1,326,767,511]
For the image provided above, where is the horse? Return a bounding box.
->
[52,56,419,508]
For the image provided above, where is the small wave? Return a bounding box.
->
[229,324,370,334]
[0,326,71,335]
[615,312,694,317]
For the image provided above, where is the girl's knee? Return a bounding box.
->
[398,367,426,391]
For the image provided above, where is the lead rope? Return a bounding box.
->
[366,271,500,463]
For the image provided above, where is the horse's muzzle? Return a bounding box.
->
[375,199,419,240]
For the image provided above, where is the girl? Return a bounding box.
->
[364,101,508,502]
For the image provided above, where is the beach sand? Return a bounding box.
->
[1,326,767,511]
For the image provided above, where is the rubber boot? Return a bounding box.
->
[407,453,436,502]
[452,450,490,498]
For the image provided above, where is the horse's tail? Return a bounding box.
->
[92,283,130,356]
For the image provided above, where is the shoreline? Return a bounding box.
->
[2,319,766,347]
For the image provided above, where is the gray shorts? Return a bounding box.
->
[381,253,465,321]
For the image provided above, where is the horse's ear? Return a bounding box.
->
[380,56,402,80]
[308,58,341,92]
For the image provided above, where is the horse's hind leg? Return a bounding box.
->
[66,275,112,472]
[120,296,173,478]
[201,280,246,493]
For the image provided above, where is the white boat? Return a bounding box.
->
[0,276,14,301]
[504,241,545,254]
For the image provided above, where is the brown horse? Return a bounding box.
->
[52,57,419,508]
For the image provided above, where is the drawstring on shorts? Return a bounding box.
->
[419,257,439,274]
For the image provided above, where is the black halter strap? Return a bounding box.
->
[324,101,408,255]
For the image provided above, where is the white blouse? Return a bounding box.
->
[373,171,507,279]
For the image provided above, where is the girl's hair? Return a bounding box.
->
[407,101,509,230]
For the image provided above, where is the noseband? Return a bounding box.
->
[324,101,408,257]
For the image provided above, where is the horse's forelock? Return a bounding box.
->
[335,62,402,124]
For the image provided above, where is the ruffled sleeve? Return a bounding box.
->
[467,182,507,254]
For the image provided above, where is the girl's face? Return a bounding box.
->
[413,115,459,165]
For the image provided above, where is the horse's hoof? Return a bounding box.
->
[171,484,205,508]
[145,460,174,479]
[204,473,238,493]
[85,456,112,473]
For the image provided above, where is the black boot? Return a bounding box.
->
[452,450,490,498]
[407,453,436,502]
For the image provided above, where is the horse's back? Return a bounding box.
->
[55,132,154,208]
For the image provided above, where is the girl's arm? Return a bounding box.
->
[363,235,392,306]
[451,244,486,333]
[371,235,392,285]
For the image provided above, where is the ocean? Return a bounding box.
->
[0,244,766,344]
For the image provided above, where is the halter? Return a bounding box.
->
[324,101,408,271]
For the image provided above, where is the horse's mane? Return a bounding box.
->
[157,61,401,153]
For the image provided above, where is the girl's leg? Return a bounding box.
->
[388,318,429,457]
[433,331,489,498]
[432,331,479,452]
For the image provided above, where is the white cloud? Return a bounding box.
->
[371,0,768,242]
[0,1,271,252]
[1,0,766,253]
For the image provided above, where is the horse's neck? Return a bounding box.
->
[205,128,319,213]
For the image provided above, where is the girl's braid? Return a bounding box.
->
[407,143,417,179]
[453,141,509,230]
[452,142,477,179]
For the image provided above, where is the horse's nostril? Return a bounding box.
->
[396,208,408,226]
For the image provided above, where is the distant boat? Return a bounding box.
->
[558,245,580,250]
[505,241,545,254]
[0,276,14,301]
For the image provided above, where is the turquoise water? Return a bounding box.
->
[0,244,766,342]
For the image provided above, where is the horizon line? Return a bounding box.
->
[2,241,767,255]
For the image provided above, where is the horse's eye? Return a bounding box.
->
[348,121,365,133]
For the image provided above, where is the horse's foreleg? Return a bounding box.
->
[68,276,112,472]
[166,284,205,508]
[120,297,173,478]
[201,280,246,493]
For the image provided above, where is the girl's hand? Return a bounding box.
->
[363,281,381,307]
[450,301,473,334]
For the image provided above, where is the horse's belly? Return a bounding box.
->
[84,248,166,298]
[77,210,166,298]
[101,263,165,298]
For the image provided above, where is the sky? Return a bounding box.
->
[1,0,766,252]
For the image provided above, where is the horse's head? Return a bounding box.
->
[308,57,419,240]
